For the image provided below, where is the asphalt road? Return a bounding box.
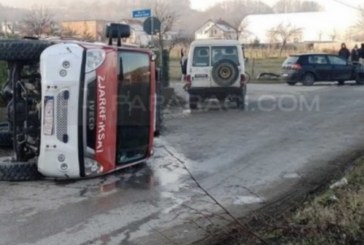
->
[1,82,364,245]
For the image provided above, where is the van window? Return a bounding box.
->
[192,47,209,67]
[212,46,238,65]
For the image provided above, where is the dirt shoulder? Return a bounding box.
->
[211,149,364,245]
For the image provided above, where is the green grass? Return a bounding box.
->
[245,57,286,82]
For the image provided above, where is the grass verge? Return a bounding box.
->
[217,156,364,244]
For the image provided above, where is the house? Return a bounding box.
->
[240,11,359,44]
[60,20,109,41]
[195,19,238,40]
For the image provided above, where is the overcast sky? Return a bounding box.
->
[191,0,362,11]
[0,0,362,12]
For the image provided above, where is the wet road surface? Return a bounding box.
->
[1,82,364,245]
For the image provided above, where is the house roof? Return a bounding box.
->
[196,19,235,33]
[241,11,358,43]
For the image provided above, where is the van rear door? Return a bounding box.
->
[190,46,211,87]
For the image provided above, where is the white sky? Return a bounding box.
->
[190,0,362,12]
[190,0,277,10]
[0,0,362,13]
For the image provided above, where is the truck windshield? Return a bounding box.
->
[116,51,151,165]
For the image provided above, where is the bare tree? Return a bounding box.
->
[167,31,194,53]
[238,19,251,42]
[203,0,272,41]
[0,20,17,38]
[21,6,57,37]
[81,22,95,42]
[268,23,303,56]
[273,0,322,13]
[328,29,338,42]
[149,0,180,51]
[353,8,364,40]
[61,27,79,39]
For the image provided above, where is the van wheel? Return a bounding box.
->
[0,157,42,181]
[302,73,315,86]
[189,95,198,110]
[236,87,246,110]
[0,122,12,148]
[0,39,52,61]
[355,76,364,85]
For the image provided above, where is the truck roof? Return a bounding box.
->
[190,39,242,46]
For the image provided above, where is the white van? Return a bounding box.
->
[184,39,247,109]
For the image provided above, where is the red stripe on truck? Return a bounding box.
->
[95,50,117,172]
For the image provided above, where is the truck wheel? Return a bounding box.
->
[302,73,315,86]
[287,81,296,86]
[0,39,52,61]
[0,122,12,148]
[189,95,198,110]
[0,157,42,181]
[236,87,246,110]
[338,80,345,86]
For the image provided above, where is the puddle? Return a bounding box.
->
[233,196,264,205]
[283,173,301,179]
[76,163,156,196]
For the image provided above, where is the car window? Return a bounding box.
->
[211,46,239,65]
[308,55,328,65]
[328,56,347,65]
[283,56,299,66]
[192,47,210,67]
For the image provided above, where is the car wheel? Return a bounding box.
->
[0,122,12,148]
[287,81,296,86]
[0,157,42,181]
[338,80,345,86]
[189,95,198,110]
[355,75,364,85]
[0,39,52,62]
[302,73,315,86]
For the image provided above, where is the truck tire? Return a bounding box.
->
[0,157,42,181]
[0,39,52,61]
[236,87,246,110]
[212,59,239,87]
[0,122,12,148]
